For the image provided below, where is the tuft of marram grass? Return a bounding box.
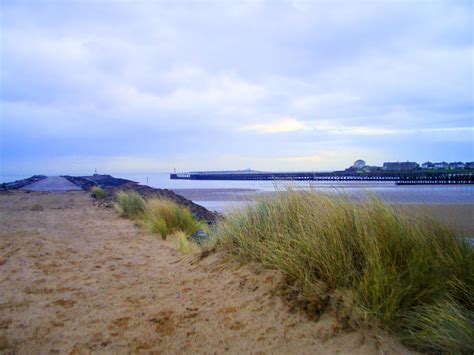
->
[210,188,474,353]
[140,198,205,240]
[115,191,146,219]
[114,191,205,241]
[175,231,192,253]
[403,298,474,353]
[91,186,108,200]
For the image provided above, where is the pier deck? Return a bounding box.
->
[170,171,474,185]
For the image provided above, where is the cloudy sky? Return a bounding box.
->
[1,0,473,175]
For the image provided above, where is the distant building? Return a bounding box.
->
[352,159,367,169]
[421,162,434,169]
[449,162,465,170]
[433,162,449,169]
[363,165,381,173]
[383,161,419,171]
[345,159,470,172]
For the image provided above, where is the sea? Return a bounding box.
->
[2,172,474,212]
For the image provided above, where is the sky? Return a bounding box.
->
[0,0,473,175]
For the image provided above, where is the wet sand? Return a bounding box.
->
[172,188,257,201]
[394,204,474,236]
[0,190,410,354]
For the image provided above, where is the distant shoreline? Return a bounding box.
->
[2,174,473,235]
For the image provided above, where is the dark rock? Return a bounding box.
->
[61,176,95,190]
[188,230,209,244]
[62,174,133,191]
[199,249,212,259]
[0,175,47,191]
[30,204,44,211]
[85,174,135,189]
[63,174,222,224]
[106,183,222,224]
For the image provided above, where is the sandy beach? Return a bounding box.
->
[2,0,472,352]
[0,190,413,354]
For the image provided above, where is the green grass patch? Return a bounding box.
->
[91,186,108,200]
[115,191,146,219]
[140,198,205,240]
[114,191,205,240]
[210,188,474,353]
[404,298,474,353]
[175,231,192,253]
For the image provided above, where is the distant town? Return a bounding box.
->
[171,160,473,184]
[345,159,474,173]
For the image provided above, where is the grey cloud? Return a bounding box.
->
[1,0,472,173]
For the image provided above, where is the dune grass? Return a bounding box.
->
[404,298,474,353]
[210,188,474,353]
[175,231,192,253]
[115,191,146,219]
[140,198,205,240]
[91,186,108,200]
[115,191,205,240]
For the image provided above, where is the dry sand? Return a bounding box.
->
[0,190,412,354]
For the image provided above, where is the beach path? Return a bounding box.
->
[22,176,81,192]
[0,191,410,354]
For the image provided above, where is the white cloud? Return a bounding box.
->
[242,117,474,138]
[1,0,472,173]
[311,122,474,137]
[244,118,308,133]
[276,155,321,162]
[292,93,361,111]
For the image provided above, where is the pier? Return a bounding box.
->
[170,171,474,184]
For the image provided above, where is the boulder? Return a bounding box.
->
[188,230,209,244]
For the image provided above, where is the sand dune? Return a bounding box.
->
[0,191,411,354]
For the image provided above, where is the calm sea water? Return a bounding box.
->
[118,173,474,212]
[2,172,474,212]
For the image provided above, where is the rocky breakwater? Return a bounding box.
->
[62,174,133,190]
[63,174,221,224]
[0,175,47,191]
